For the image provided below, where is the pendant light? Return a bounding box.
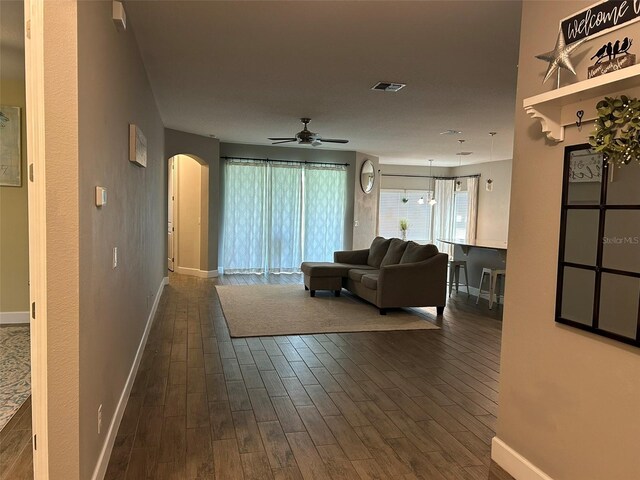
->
[455,139,464,191]
[428,159,437,206]
[487,132,497,192]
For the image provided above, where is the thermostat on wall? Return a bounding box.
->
[96,186,107,207]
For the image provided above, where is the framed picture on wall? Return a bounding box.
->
[0,105,22,187]
[129,124,147,167]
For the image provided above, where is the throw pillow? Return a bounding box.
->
[399,242,439,264]
[367,236,392,268]
[380,238,408,267]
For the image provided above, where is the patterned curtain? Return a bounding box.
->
[304,165,347,262]
[221,160,346,273]
[268,164,303,273]
[221,161,267,273]
[466,176,479,242]
[432,178,456,258]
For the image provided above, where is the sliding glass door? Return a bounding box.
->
[221,160,346,274]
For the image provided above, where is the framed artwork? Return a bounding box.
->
[568,150,602,183]
[129,124,147,167]
[0,105,22,187]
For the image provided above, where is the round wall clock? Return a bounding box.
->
[360,159,375,194]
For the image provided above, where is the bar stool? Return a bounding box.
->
[476,267,506,309]
[448,260,470,297]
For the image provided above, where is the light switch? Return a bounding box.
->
[96,186,107,207]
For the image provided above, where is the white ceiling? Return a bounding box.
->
[125,1,522,166]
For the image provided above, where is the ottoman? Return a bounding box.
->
[300,262,353,297]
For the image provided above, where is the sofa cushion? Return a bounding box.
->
[367,236,392,268]
[301,262,373,278]
[399,242,439,264]
[361,274,379,290]
[380,238,408,267]
[349,268,380,282]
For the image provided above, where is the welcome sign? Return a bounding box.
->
[561,0,640,44]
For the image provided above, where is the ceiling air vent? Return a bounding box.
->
[371,81,406,92]
[440,129,462,135]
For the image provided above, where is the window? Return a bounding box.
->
[453,191,469,240]
[221,160,347,274]
[379,189,432,242]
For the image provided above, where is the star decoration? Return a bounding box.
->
[536,31,587,84]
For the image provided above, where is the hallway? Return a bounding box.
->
[100,272,511,479]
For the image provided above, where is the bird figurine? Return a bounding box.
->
[620,37,632,54]
[613,39,621,57]
[591,44,608,64]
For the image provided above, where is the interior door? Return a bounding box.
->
[168,157,175,271]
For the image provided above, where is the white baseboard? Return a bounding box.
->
[175,266,218,278]
[0,311,30,324]
[491,436,554,480]
[91,276,168,480]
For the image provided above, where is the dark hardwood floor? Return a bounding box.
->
[1,273,514,479]
[0,397,33,479]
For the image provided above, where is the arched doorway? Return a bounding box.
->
[168,153,211,277]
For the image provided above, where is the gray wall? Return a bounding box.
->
[219,142,356,251]
[452,159,512,243]
[380,163,452,191]
[78,2,165,477]
[353,152,380,249]
[380,160,512,243]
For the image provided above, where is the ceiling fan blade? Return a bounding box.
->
[271,139,297,145]
[318,138,349,144]
[268,137,297,141]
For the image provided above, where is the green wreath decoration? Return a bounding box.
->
[589,95,640,166]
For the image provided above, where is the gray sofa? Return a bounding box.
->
[301,237,448,315]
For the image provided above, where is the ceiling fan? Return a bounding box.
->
[269,118,349,147]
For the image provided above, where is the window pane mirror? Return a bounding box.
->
[556,144,640,348]
[360,159,375,194]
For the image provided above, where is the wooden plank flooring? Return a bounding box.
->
[0,398,33,480]
[1,273,514,479]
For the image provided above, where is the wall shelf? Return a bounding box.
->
[523,63,640,142]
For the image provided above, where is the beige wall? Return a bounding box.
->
[353,152,380,249]
[452,159,512,242]
[0,1,29,314]
[175,154,202,270]
[165,128,220,272]
[220,142,356,250]
[497,2,640,479]
[41,1,81,476]
[77,2,165,478]
[0,82,29,313]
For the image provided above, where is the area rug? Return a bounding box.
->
[0,325,31,431]
[216,284,439,337]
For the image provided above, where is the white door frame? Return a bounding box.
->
[168,157,177,271]
[24,0,49,477]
